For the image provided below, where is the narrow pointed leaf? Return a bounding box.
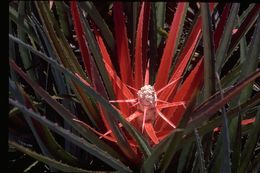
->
[9,141,98,173]
[239,17,260,101]
[149,3,159,84]
[160,3,215,102]
[18,85,80,166]
[238,107,260,173]
[17,1,37,82]
[154,3,188,90]
[9,6,38,43]
[97,107,139,162]
[187,69,260,129]
[194,129,206,173]
[155,2,166,47]
[179,93,259,152]
[9,100,132,172]
[145,123,159,144]
[177,143,194,173]
[215,3,240,72]
[79,1,115,54]
[160,130,184,172]
[134,2,150,88]
[113,2,133,85]
[213,4,231,48]
[55,2,70,38]
[156,59,204,131]
[141,3,151,81]
[70,1,91,78]
[229,16,260,172]
[227,4,260,59]
[34,1,100,128]
[9,58,124,161]
[78,6,115,100]
[216,74,231,173]
[9,80,54,163]
[93,24,134,116]
[159,15,202,101]
[201,3,216,98]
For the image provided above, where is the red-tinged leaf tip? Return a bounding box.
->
[154,3,187,90]
[144,59,150,85]
[214,127,220,132]
[113,2,133,86]
[213,117,256,133]
[209,3,216,11]
[241,118,256,125]
[232,29,238,34]
[74,73,91,87]
[144,123,159,144]
[229,5,260,56]
[142,107,148,133]
[70,1,92,78]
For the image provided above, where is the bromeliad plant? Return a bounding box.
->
[9,1,260,172]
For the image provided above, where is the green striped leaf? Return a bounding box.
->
[9,141,96,173]
[9,99,132,173]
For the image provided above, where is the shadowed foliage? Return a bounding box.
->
[9,2,260,172]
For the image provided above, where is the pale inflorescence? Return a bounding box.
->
[107,79,185,142]
[137,85,157,109]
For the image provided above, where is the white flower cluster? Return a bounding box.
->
[137,85,157,108]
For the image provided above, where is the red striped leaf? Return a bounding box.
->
[93,25,134,116]
[76,73,138,161]
[155,59,204,131]
[158,16,202,101]
[228,4,260,58]
[142,3,151,80]
[241,118,255,125]
[154,3,187,90]
[103,59,135,116]
[145,123,159,144]
[160,3,215,100]
[214,4,231,48]
[70,1,92,78]
[94,26,114,69]
[134,2,151,89]
[113,2,133,86]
